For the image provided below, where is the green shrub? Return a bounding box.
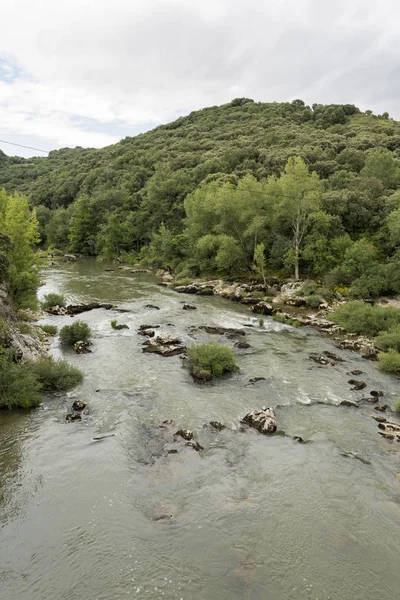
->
[111,319,117,329]
[258,317,264,326]
[375,325,400,352]
[187,342,238,380]
[306,294,323,308]
[60,321,91,346]
[0,319,12,346]
[40,324,58,335]
[392,399,400,413]
[41,293,66,309]
[378,350,400,374]
[0,350,42,409]
[273,313,300,327]
[31,357,83,391]
[330,301,400,336]
[298,281,319,296]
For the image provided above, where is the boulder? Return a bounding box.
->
[45,302,114,316]
[249,377,266,383]
[174,285,199,294]
[235,341,251,349]
[66,412,82,422]
[251,302,274,316]
[138,328,155,337]
[199,325,246,336]
[114,324,129,330]
[323,350,345,362]
[370,390,384,398]
[196,286,214,296]
[182,304,197,310]
[72,400,87,411]
[374,404,388,412]
[340,400,359,407]
[142,334,186,357]
[310,354,335,366]
[139,324,160,330]
[63,254,76,262]
[175,429,194,441]
[348,380,366,391]
[241,407,277,434]
[145,304,160,310]
[209,421,225,431]
[378,421,400,441]
[73,340,92,354]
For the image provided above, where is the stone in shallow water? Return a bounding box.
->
[241,407,277,434]
[175,429,193,441]
[72,400,87,411]
[142,334,186,356]
[348,379,366,391]
[73,340,92,354]
[182,303,197,310]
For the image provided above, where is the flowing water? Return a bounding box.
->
[1,259,400,600]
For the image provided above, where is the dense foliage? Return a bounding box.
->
[330,301,400,336]
[31,358,83,392]
[59,321,92,346]
[1,99,400,291]
[187,342,238,380]
[0,349,42,409]
[41,293,66,309]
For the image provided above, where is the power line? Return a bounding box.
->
[0,138,48,154]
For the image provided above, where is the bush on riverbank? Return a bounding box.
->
[392,399,400,413]
[330,301,400,336]
[375,325,400,352]
[377,350,400,375]
[187,342,238,380]
[31,358,83,391]
[60,321,91,346]
[0,350,42,409]
[41,293,66,309]
[40,324,58,335]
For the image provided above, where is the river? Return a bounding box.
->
[1,259,400,600]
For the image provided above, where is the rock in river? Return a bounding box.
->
[74,340,92,354]
[72,400,87,411]
[251,302,274,316]
[241,407,277,434]
[142,334,186,356]
[182,303,197,310]
[378,421,400,441]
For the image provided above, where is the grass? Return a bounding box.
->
[187,342,238,380]
[111,319,117,329]
[377,350,400,375]
[258,317,264,326]
[40,324,58,335]
[392,399,400,413]
[330,301,400,336]
[60,321,91,346]
[41,292,66,309]
[31,358,83,392]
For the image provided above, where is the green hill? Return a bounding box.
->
[1,98,400,296]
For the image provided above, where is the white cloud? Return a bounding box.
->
[1,0,400,157]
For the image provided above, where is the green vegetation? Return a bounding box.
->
[186,342,238,380]
[305,294,323,308]
[0,350,42,409]
[273,313,300,327]
[1,99,400,294]
[31,358,83,392]
[0,190,40,308]
[330,301,400,336]
[258,317,264,326]
[377,350,400,375]
[60,321,92,346]
[40,324,58,335]
[392,399,400,413]
[110,319,117,329]
[375,325,400,352]
[41,292,66,309]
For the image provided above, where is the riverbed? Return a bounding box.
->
[1,259,400,600]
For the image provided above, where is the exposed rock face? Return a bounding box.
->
[142,334,186,356]
[45,302,114,316]
[284,297,307,307]
[241,407,277,434]
[251,302,274,315]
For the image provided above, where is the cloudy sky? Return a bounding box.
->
[1,0,399,158]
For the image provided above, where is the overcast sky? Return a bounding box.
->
[1,0,399,158]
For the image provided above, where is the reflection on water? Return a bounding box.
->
[0,259,400,600]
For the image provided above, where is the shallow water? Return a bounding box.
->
[1,259,400,600]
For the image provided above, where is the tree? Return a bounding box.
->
[69,194,99,255]
[0,189,40,307]
[269,157,322,280]
[253,243,267,284]
[361,149,400,189]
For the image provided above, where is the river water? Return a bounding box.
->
[1,259,400,600]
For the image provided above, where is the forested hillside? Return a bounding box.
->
[1,98,400,297]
